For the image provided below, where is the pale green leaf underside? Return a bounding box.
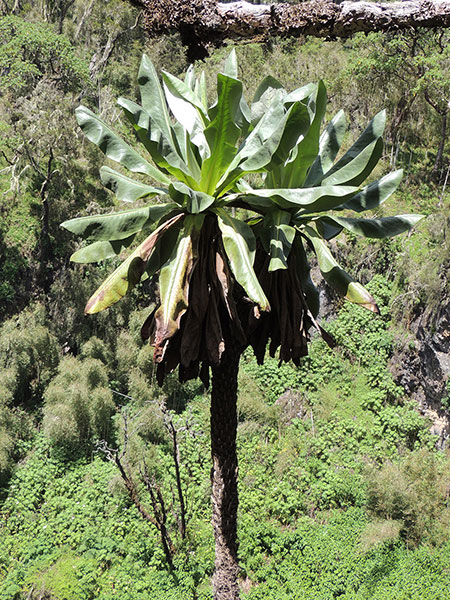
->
[326,214,424,238]
[75,106,171,185]
[236,185,359,213]
[100,166,167,203]
[70,236,135,263]
[61,203,178,241]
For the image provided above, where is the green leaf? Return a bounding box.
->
[217,93,286,194]
[339,169,403,213]
[184,64,196,90]
[315,217,343,241]
[305,226,378,313]
[70,235,136,263]
[321,137,384,187]
[214,208,270,311]
[138,54,175,145]
[266,101,311,171]
[222,49,251,131]
[320,110,386,184]
[265,209,296,272]
[153,215,204,353]
[61,203,178,241]
[283,82,316,106]
[145,220,184,278]
[322,214,424,239]
[195,71,208,111]
[237,185,359,212]
[223,48,238,78]
[118,97,196,186]
[75,106,171,185]
[162,72,209,159]
[304,109,346,186]
[279,81,327,187]
[85,213,184,314]
[200,73,243,193]
[168,181,215,214]
[251,75,285,125]
[162,71,206,114]
[99,166,167,203]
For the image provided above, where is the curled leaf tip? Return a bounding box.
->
[362,302,380,314]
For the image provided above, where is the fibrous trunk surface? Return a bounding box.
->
[210,335,241,600]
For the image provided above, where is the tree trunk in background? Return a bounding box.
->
[128,0,450,60]
[432,111,448,181]
[210,338,241,600]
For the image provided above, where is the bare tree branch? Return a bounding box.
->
[126,0,450,60]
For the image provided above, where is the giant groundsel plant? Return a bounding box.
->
[62,52,421,380]
[228,77,422,365]
[62,52,422,600]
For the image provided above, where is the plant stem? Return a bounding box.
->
[210,338,241,600]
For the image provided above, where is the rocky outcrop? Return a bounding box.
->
[390,298,450,447]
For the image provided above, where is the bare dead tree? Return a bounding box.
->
[126,0,450,60]
[98,401,192,569]
[160,403,188,540]
[89,12,141,81]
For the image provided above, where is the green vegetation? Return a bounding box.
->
[0,1,448,599]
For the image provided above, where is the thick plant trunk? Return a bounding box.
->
[210,339,241,600]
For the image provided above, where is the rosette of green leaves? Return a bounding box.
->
[229,77,423,316]
[64,52,322,372]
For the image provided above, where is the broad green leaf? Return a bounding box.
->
[217,93,286,194]
[305,226,378,312]
[305,109,346,186]
[195,71,208,111]
[266,101,311,171]
[75,106,171,185]
[251,75,285,124]
[222,49,251,131]
[162,73,209,159]
[322,214,424,239]
[339,169,403,213]
[278,81,327,188]
[223,48,238,78]
[184,64,196,90]
[238,92,286,167]
[171,122,202,180]
[315,217,343,240]
[138,54,175,145]
[200,74,243,193]
[153,214,204,351]
[85,213,184,314]
[237,185,359,212]
[320,110,386,184]
[118,97,196,186]
[214,208,270,311]
[162,71,206,114]
[321,137,383,187]
[100,166,167,203]
[283,82,316,106]
[61,203,178,241]
[265,209,296,271]
[70,235,136,263]
[168,181,215,214]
